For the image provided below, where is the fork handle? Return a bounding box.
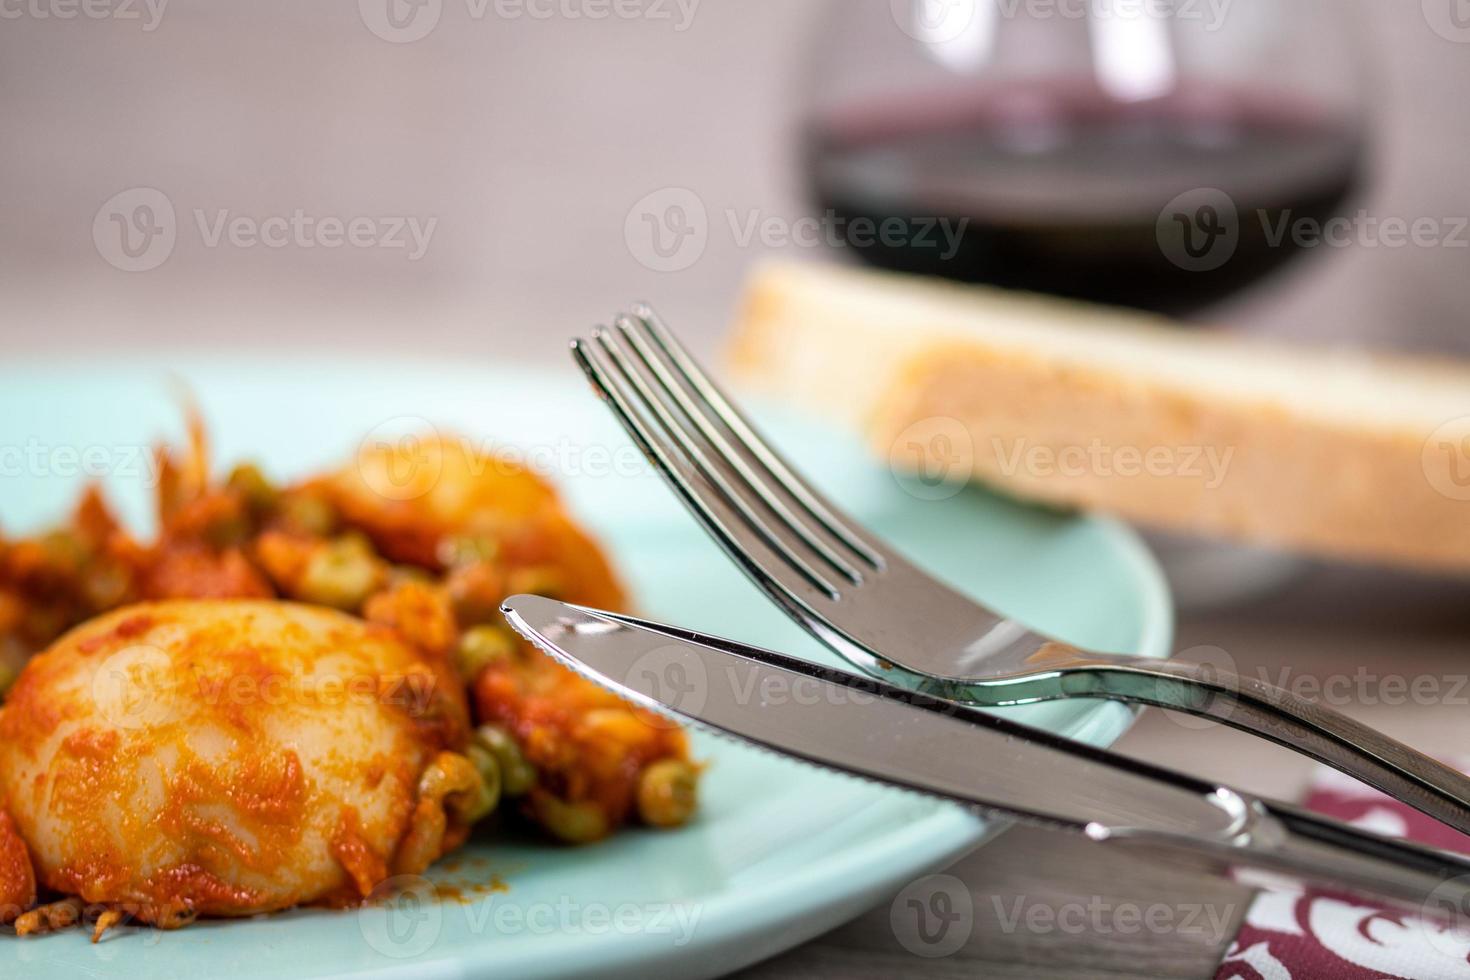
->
[1034,657,1470,837]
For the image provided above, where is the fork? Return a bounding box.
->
[571,304,1470,836]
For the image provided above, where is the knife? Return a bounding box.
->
[501,594,1470,922]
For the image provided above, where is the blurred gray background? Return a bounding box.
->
[2,0,1468,363]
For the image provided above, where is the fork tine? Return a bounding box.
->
[592,326,843,597]
[629,302,885,571]
[612,313,864,586]
[572,331,842,604]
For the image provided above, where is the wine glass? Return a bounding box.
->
[797,0,1371,606]
[799,0,1369,316]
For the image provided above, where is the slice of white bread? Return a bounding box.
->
[727,260,1470,575]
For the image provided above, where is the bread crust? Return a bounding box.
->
[728,261,1470,574]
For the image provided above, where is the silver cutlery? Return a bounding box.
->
[569,304,1470,836]
[502,594,1470,920]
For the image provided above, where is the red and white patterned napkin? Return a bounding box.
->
[1216,766,1470,980]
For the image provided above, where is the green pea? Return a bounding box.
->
[298,535,382,610]
[437,534,499,568]
[456,744,502,823]
[226,462,278,512]
[455,626,515,679]
[636,759,699,828]
[473,724,537,798]
[281,493,338,536]
[535,795,608,844]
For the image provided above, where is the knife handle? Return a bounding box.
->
[1011,656,1470,840]
[1095,791,1470,923]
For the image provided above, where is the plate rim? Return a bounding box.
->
[375,510,1174,980]
[0,358,1174,979]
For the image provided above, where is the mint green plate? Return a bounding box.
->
[0,358,1171,979]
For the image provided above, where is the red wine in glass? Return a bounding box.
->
[805,82,1365,315]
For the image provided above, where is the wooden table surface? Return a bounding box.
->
[2,3,1468,977]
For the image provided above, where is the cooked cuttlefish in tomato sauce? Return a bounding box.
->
[0,422,698,938]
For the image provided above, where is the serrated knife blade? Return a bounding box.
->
[501,594,1249,838]
[501,594,1470,916]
